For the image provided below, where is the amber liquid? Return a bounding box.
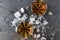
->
[31,0,47,15]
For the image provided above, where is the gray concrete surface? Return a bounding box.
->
[0,0,60,40]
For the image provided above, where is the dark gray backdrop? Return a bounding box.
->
[0,0,60,40]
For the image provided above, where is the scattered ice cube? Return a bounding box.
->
[35,20,40,24]
[33,34,37,38]
[14,11,21,18]
[17,18,21,21]
[38,15,43,21]
[30,17,35,21]
[20,7,24,13]
[22,14,28,20]
[42,20,48,25]
[50,37,54,40]
[15,27,18,32]
[51,33,55,36]
[11,19,18,26]
[36,34,40,38]
[41,37,46,40]
[37,25,41,28]
[42,34,45,36]
[42,26,45,30]
[26,7,29,9]
[29,21,34,25]
[30,15,34,17]
[37,28,40,32]
[21,14,28,22]
[48,11,53,15]
[30,14,37,18]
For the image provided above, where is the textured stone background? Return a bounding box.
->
[0,0,60,40]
